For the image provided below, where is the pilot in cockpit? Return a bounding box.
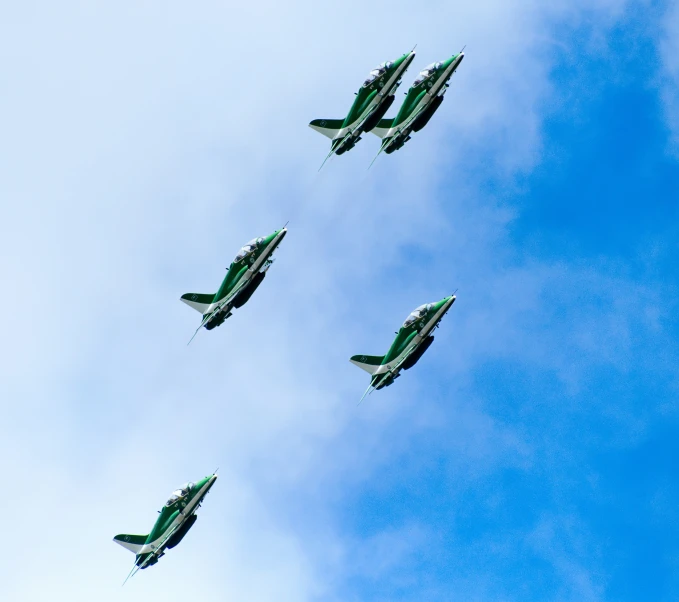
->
[362,61,393,87]
[165,482,195,507]
[413,62,442,86]
[234,237,264,264]
[403,303,433,328]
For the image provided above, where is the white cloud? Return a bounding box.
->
[659,2,679,151]
[659,1,679,151]
[527,514,606,602]
[0,1,658,601]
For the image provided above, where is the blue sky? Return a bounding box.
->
[1,1,678,601]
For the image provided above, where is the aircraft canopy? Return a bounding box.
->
[234,237,264,262]
[165,482,195,506]
[413,62,442,86]
[363,61,393,87]
[403,303,433,328]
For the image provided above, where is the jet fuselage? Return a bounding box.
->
[179,228,287,334]
[349,296,455,396]
[373,295,455,388]
[113,473,218,577]
[309,51,415,162]
[333,51,415,154]
[380,53,464,154]
[135,475,217,568]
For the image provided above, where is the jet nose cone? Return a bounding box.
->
[396,51,415,67]
[440,295,455,308]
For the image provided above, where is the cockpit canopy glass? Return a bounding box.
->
[403,303,433,328]
[165,482,195,506]
[234,237,264,263]
[413,62,442,86]
[362,61,393,87]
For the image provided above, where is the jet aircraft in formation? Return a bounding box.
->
[181,227,287,343]
[310,50,416,168]
[115,46,464,584]
[310,49,464,165]
[351,295,456,402]
[371,52,464,159]
[114,473,218,584]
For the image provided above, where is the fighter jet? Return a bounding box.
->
[309,50,416,167]
[370,52,464,159]
[114,473,218,583]
[181,227,287,343]
[350,295,456,402]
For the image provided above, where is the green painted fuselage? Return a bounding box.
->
[113,473,218,575]
[180,228,287,333]
[350,295,456,394]
[309,51,415,158]
[374,53,464,154]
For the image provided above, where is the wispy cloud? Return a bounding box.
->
[1,1,672,601]
[659,1,679,152]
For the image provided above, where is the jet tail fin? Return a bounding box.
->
[350,354,385,375]
[370,118,395,138]
[180,293,215,315]
[309,119,345,139]
[113,533,149,554]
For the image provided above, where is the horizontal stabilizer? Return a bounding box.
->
[180,293,215,314]
[370,118,395,139]
[309,118,345,139]
[113,533,149,554]
[350,354,385,375]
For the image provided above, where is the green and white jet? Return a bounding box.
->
[181,227,287,343]
[309,50,416,167]
[114,473,218,583]
[350,295,456,402]
[370,52,464,159]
